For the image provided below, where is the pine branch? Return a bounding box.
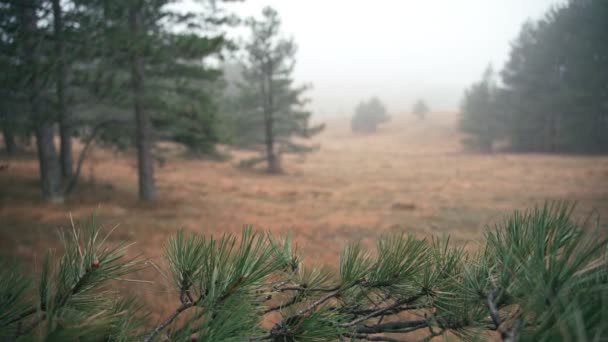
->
[2,307,36,327]
[355,320,429,334]
[263,294,300,314]
[486,288,502,330]
[144,301,197,342]
[342,293,425,328]
[342,333,406,342]
[276,285,339,292]
[294,288,341,317]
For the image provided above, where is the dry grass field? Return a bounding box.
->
[1,112,608,322]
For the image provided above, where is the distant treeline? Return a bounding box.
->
[460,0,608,154]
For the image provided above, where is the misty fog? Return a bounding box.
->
[213,0,565,115]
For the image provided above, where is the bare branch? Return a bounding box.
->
[263,294,301,314]
[2,308,36,327]
[144,302,195,342]
[355,319,428,334]
[486,288,502,330]
[343,293,426,327]
[64,119,123,194]
[342,332,408,342]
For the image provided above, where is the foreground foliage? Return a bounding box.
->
[1,203,607,341]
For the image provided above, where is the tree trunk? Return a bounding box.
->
[263,62,281,174]
[129,3,156,201]
[52,0,73,178]
[264,116,280,173]
[35,124,63,203]
[21,0,63,202]
[2,120,17,156]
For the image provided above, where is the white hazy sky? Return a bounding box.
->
[195,1,564,115]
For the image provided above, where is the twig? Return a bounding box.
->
[343,293,426,327]
[276,285,340,292]
[263,294,301,314]
[64,119,122,194]
[486,288,502,330]
[355,319,428,334]
[295,288,341,317]
[502,319,521,342]
[342,332,407,342]
[144,302,195,342]
[3,308,36,327]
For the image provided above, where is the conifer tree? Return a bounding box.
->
[51,0,73,179]
[66,0,231,199]
[412,99,429,120]
[236,7,323,173]
[351,97,389,133]
[461,0,608,154]
[460,66,503,152]
[18,0,64,202]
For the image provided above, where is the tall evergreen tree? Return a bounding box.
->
[51,0,73,178]
[460,66,503,152]
[236,7,323,173]
[68,0,230,200]
[459,0,607,154]
[500,0,608,153]
[17,0,64,202]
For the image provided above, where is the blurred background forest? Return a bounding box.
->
[1,0,607,324]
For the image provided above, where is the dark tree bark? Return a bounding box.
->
[21,0,63,202]
[263,62,281,174]
[52,0,73,178]
[2,119,17,156]
[35,124,63,202]
[129,2,156,201]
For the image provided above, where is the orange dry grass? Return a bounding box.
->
[1,112,607,323]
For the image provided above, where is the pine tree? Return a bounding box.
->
[351,97,389,133]
[17,0,64,202]
[51,0,73,179]
[500,0,608,153]
[412,99,429,120]
[64,0,230,199]
[235,7,324,173]
[460,66,503,152]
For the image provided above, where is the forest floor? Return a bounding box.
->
[2,112,608,323]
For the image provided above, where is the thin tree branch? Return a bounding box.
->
[144,302,195,342]
[64,119,122,194]
[263,294,301,314]
[342,332,407,342]
[295,288,341,317]
[355,319,429,334]
[276,285,340,292]
[2,308,36,327]
[486,288,502,330]
[343,293,426,327]
[248,333,272,341]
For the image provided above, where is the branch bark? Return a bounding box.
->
[144,302,195,342]
[355,320,429,334]
[64,119,123,194]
